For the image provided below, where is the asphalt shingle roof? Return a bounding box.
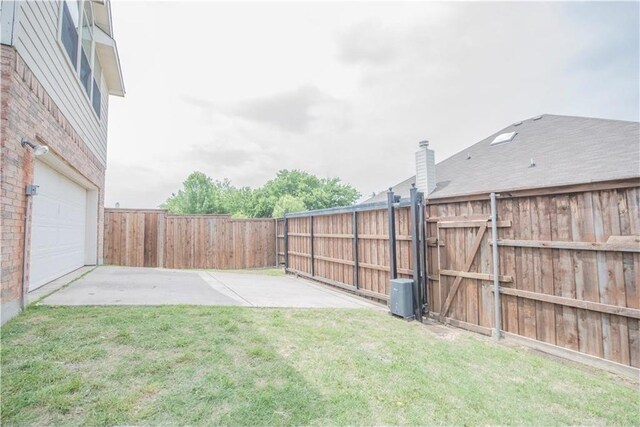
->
[365,114,640,202]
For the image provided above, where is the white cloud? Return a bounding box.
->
[105,1,639,208]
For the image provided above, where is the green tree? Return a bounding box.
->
[250,170,359,217]
[162,169,360,217]
[219,184,255,217]
[162,171,222,214]
[272,194,306,218]
[306,177,360,211]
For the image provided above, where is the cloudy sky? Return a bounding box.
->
[105,1,639,208]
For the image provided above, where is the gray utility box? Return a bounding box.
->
[389,278,415,319]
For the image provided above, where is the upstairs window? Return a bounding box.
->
[92,56,102,116]
[59,0,102,118]
[79,2,93,95]
[60,0,79,64]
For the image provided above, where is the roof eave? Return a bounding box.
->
[94,26,125,97]
[92,0,112,36]
[427,176,640,203]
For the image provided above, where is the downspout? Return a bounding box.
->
[491,192,502,339]
[21,190,33,309]
[18,138,48,310]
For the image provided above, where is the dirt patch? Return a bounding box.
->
[419,320,464,341]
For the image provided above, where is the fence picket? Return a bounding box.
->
[104,210,275,269]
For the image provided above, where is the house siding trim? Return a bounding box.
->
[12,0,109,166]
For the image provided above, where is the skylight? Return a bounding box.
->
[491,131,517,146]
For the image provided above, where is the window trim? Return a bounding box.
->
[91,52,102,117]
[56,0,102,121]
[79,4,94,96]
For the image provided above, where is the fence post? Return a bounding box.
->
[491,192,502,339]
[353,210,359,290]
[310,216,315,276]
[410,185,423,321]
[274,218,278,267]
[157,211,166,268]
[387,189,397,280]
[419,198,427,314]
[284,216,289,270]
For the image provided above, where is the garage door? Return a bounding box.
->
[29,161,87,290]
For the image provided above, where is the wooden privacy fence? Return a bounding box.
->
[281,189,426,313]
[104,209,276,269]
[426,182,639,373]
[282,179,640,375]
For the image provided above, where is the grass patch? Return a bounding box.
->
[1,306,637,426]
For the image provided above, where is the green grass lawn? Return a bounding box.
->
[1,306,637,426]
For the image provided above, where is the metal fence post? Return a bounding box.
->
[410,184,422,321]
[283,216,289,270]
[353,210,359,290]
[419,197,427,314]
[274,218,278,267]
[387,189,397,280]
[491,192,502,339]
[310,216,315,276]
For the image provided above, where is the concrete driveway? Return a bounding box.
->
[38,266,379,309]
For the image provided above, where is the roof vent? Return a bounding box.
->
[491,131,517,146]
[533,115,543,121]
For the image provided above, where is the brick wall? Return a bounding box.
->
[1,45,106,322]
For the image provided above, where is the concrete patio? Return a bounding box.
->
[36,266,380,309]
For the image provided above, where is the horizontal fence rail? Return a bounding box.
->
[104,209,276,270]
[282,181,640,374]
[426,184,640,372]
[104,181,639,373]
[283,197,420,304]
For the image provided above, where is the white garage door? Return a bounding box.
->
[29,161,87,290]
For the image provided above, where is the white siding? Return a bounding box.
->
[1,1,17,45]
[13,0,108,165]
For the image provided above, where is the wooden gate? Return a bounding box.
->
[425,185,640,375]
[434,214,512,332]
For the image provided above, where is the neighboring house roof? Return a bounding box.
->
[365,114,640,203]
